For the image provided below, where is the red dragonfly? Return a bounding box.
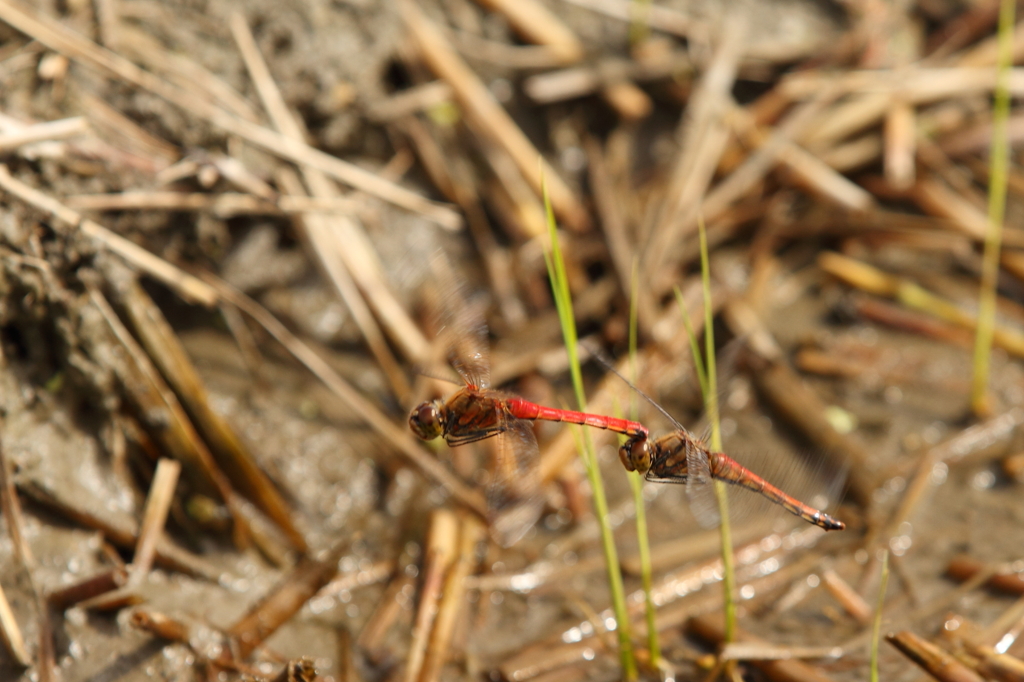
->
[409,271,647,545]
[615,385,844,530]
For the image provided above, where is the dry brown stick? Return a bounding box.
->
[65,191,360,216]
[227,540,350,660]
[887,631,986,682]
[16,479,222,581]
[820,565,872,625]
[395,115,526,326]
[113,268,308,551]
[277,167,413,399]
[367,81,454,122]
[978,595,1024,649]
[129,609,191,643]
[337,627,362,682]
[404,509,459,682]
[204,275,488,517]
[853,297,974,348]
[419,513,484,682]
[446,28,562,69]
[720,643,844,662]
[645,98,836,297]
[399,0,588,232]
[231,12,425,378]
[586,135,635,306]
[0,580,29,668]
[128,458,181,585]
[971,645,1024,682]
[87,285,252,545]
[524,52,692,105]
[924,0,999,59]
[115,23,260,124]
[47,568,129,611]
[0,436,52,679]
[884,99,916,190]
[0,164,217,306]
[0,115,87,152]
[471,0,583,64]
[948,556,1024,595]
[0,0,461,229]
[556,0,695,38]
[72,88,181,167]
[645,22,744,278]
[819,252,1024,357]
[781,68,1024,102]
[357,571,416,661]
[957,19,1024,66]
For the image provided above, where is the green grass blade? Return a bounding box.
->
[698,218,735,644]
[627,258,660,669]
[673,286,709,400]
[870,551,890,682]
[542,174,637,681]
[972,0,1015,416]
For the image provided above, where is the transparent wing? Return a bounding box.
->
[685,438,723,529]
[486,415,543,547]
[429,251,490,389]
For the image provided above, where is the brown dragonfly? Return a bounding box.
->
[409,265,648,545]
[620,428,845,531]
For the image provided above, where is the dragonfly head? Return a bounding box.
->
[619,434,653,475]
[409,401,445,440]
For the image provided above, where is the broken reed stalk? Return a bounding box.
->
[626,259,660,669]
[0,435,54,680]
[129,458,181,584]
[226,540,349,660]
[418,514,485,682]
[820,565,871,624]
[870,550,890,682]
[403,510,458,682]
[818,252,1024,358]
[542,180,637,680]
[972,0,1016,417]
[887,631,986,682]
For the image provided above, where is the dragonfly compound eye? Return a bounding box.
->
[619,435,653,474]
[409,402,444,440]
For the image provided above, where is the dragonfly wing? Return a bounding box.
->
[487,415,543,547]
[430,252,491,388]
[685,440,722,529]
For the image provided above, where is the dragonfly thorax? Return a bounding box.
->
[619,434,654,475]
[409,401,446,440]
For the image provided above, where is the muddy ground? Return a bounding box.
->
[0,0,1023,681]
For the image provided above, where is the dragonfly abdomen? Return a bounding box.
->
[710,452,845,531]
[505,398,647,437]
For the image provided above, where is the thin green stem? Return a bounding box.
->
[629,0,652,46]
[628,258,660,669]
[674,286,709,399]
[543,177,637,681]
[698,220,735,644]
[972,0,1015,416]
[870,551,891,682]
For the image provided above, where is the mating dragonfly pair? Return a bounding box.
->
[408,305,844,545]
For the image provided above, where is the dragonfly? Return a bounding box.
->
[619,427,845,531]
[603,359,845,532]
[409,267,648,545]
